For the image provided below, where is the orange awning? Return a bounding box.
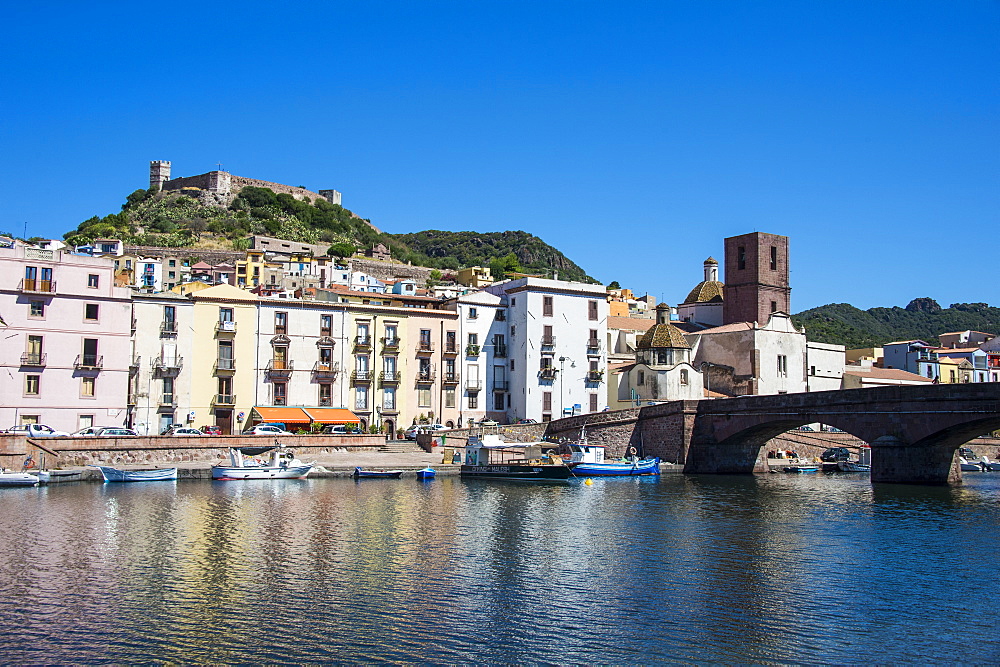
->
[250,407,311,423]
[302,408,361,424]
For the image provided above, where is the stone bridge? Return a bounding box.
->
[544,384,1000,485]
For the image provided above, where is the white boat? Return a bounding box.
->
[212,443,313,480]
[92,466,179,482]
[560,441,660,476]
[0,470,40,487]
[837,446,872,473]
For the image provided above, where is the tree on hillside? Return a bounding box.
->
[608,281,621,290]
[327,242,356,261]
[489,253,522,281]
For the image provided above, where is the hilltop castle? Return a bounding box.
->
[149,160,342,207]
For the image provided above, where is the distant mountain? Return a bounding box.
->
[791,299,1000,348]
[59,187,596,282]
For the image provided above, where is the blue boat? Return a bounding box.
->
[562,441,660,476]
[782,465,819,473]
[352,467,403,479]
[415,467,436,479]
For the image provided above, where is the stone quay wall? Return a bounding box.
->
[0,434,386,468]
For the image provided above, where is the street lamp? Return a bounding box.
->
[559,356,575,417]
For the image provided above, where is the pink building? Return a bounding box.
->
[0,244,133,432]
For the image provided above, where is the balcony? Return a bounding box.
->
[586,370,605,383]
[493,380,509,392]
[216,321,237,335]
[354,335,372,349]
[74,354,103,371]
[493,344,508,358]
[495,311,506,321]
[213,394,237,407]
[382,337,401,351]
[214,358,236,374]
[312,361,339,378]
[19,279,56,294]
[442,372,460,384]
[266,359,294,377]
[380,370,401,384]
[416,370,436,383]
[416,340,434,354]
[160,321,177,336]
[352,369,374,383]
[465,378,482,392]
[466,344,481,356]
[538,367,558,380]
[586,339,603,354]
[318,396,333,407]
[444,342,458,355]
[153,355,183,375]
[159,396,177,408]
[541,335,556,347]
[20,352,46,367]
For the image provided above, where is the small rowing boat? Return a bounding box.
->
[353,467,403,479]
[92,466,178,482]
[415,467,436,479]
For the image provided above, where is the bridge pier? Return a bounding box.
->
[869,436,961,485]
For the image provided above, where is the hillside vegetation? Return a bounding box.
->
[61,187,596,282]
[792,299,1000,348]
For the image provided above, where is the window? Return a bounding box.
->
[590,394,598,412]
[809,366,816,376]
[468,332,478,346]
[738,246,746,270]
[162,377,174,404]
[418,387,431,407]
[168,271,175,278]
[543,325,553,344]
[444,387,455,408]
[273,382,287,406]
[638,371,645,385]
[163,305,176,332]
[169,259,176,267]
[777,355,788,378]
[219,307,233,322]
[511,298,516,307]
[217,341,234,369]
[25,375,40,395]
[275,312,288,335]
[318,346,333,368]
[510,325,516,339]
[319,383,332,406]
[680,369,689,385]
[468,393,478,409]
[79,414,94,429]
[540,357,553,370]
[588,300,598,321]
[272,346,288,369]
[510,359,515,372]
[87,274,99,288]
[543,391,552,411]
[494,392,504,410]
[383,386,396,410]
[420,329,432,349]
[82,338,98,366]
[218,377,233,402]
[29,300,44,317]
[355,386,368,410]
[82,376,95,397]
[85,303,99,321]
[771,301,777,313]
[468,307,478,319]
[26,335,42,364]
[770,246,778,271]
[320,314,333,336]
[446,331,457,352]
[543,296,553,316]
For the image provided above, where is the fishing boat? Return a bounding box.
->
[352,467,404,479]
[212,443,313,480]
[415,467,436,479]
[560,440,660,476]
[461,429,575,481]
[0,470,40,487]
[92,466,179,482]
[782,464,819,473]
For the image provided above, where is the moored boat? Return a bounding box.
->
[92,466,178,482]
[461,430,575,481]
[353,467,404,479]
[837,445,872,473]
[212,443,313,480]
[0,470,40,487]
[560,440,660,476]
[782,465,819,473]
[415,467,436,479]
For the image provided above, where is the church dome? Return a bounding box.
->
[684,281,723,304]
[637,322,691,350]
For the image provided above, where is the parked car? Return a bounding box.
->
[797,425,815,432]
[820,447,851,462]
[244,424,293,436]
[92,427,139,437]
[323,424,360,435]
[168,427,203,436]
[404,423,447,440]
[72,426,102,437]
[4,424,70,437]
[200,425,222,435]
[515,418,538,424]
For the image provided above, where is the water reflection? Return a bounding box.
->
[1,474,999,663]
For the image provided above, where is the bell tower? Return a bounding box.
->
[722,232,790,325]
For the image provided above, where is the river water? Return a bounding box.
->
[1,472,999,664]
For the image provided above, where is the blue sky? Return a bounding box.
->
[2,1,997,311]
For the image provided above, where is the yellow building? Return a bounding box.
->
[456,266,493,288]
[846,347,884,364]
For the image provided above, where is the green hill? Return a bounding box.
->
[792,299,1000,348]
[60,187,596,282]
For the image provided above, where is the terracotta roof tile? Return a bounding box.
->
[607,316,656,332]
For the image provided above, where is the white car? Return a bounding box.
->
[245,424,293,435]
[5,424,71,437]
[72,427,139,437]
[168,427,203,436]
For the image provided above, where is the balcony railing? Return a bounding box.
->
[266,359,294,376]
[493,380,509,391]
[466,344,481,356]
[74,354,103,370]
[352,369,374,383]
[444,342,458,354]
[586,339,603,353]
[586,370,604,383]
[416,370,436,383]
[382,337,401,350]
[312,361,339,377]
[20,352,46,366]
[538,367,557,380]
[216,321,237,334]
[493,344,507,358]
[442,372,460,384]
[417,340,434,353]
[160,321,177,336]
[465,378,482,391]
[213,394,237,406]
[541,335,556,347]
[354,335,372,348]
[214,358,236,373]
[19,279,56,294]
[154,355,183,374]
[380,371,401,383]
[319,396,333,407]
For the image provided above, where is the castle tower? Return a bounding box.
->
[319,189,342,206]
[722,232,789,325]
[149,160,171,190]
